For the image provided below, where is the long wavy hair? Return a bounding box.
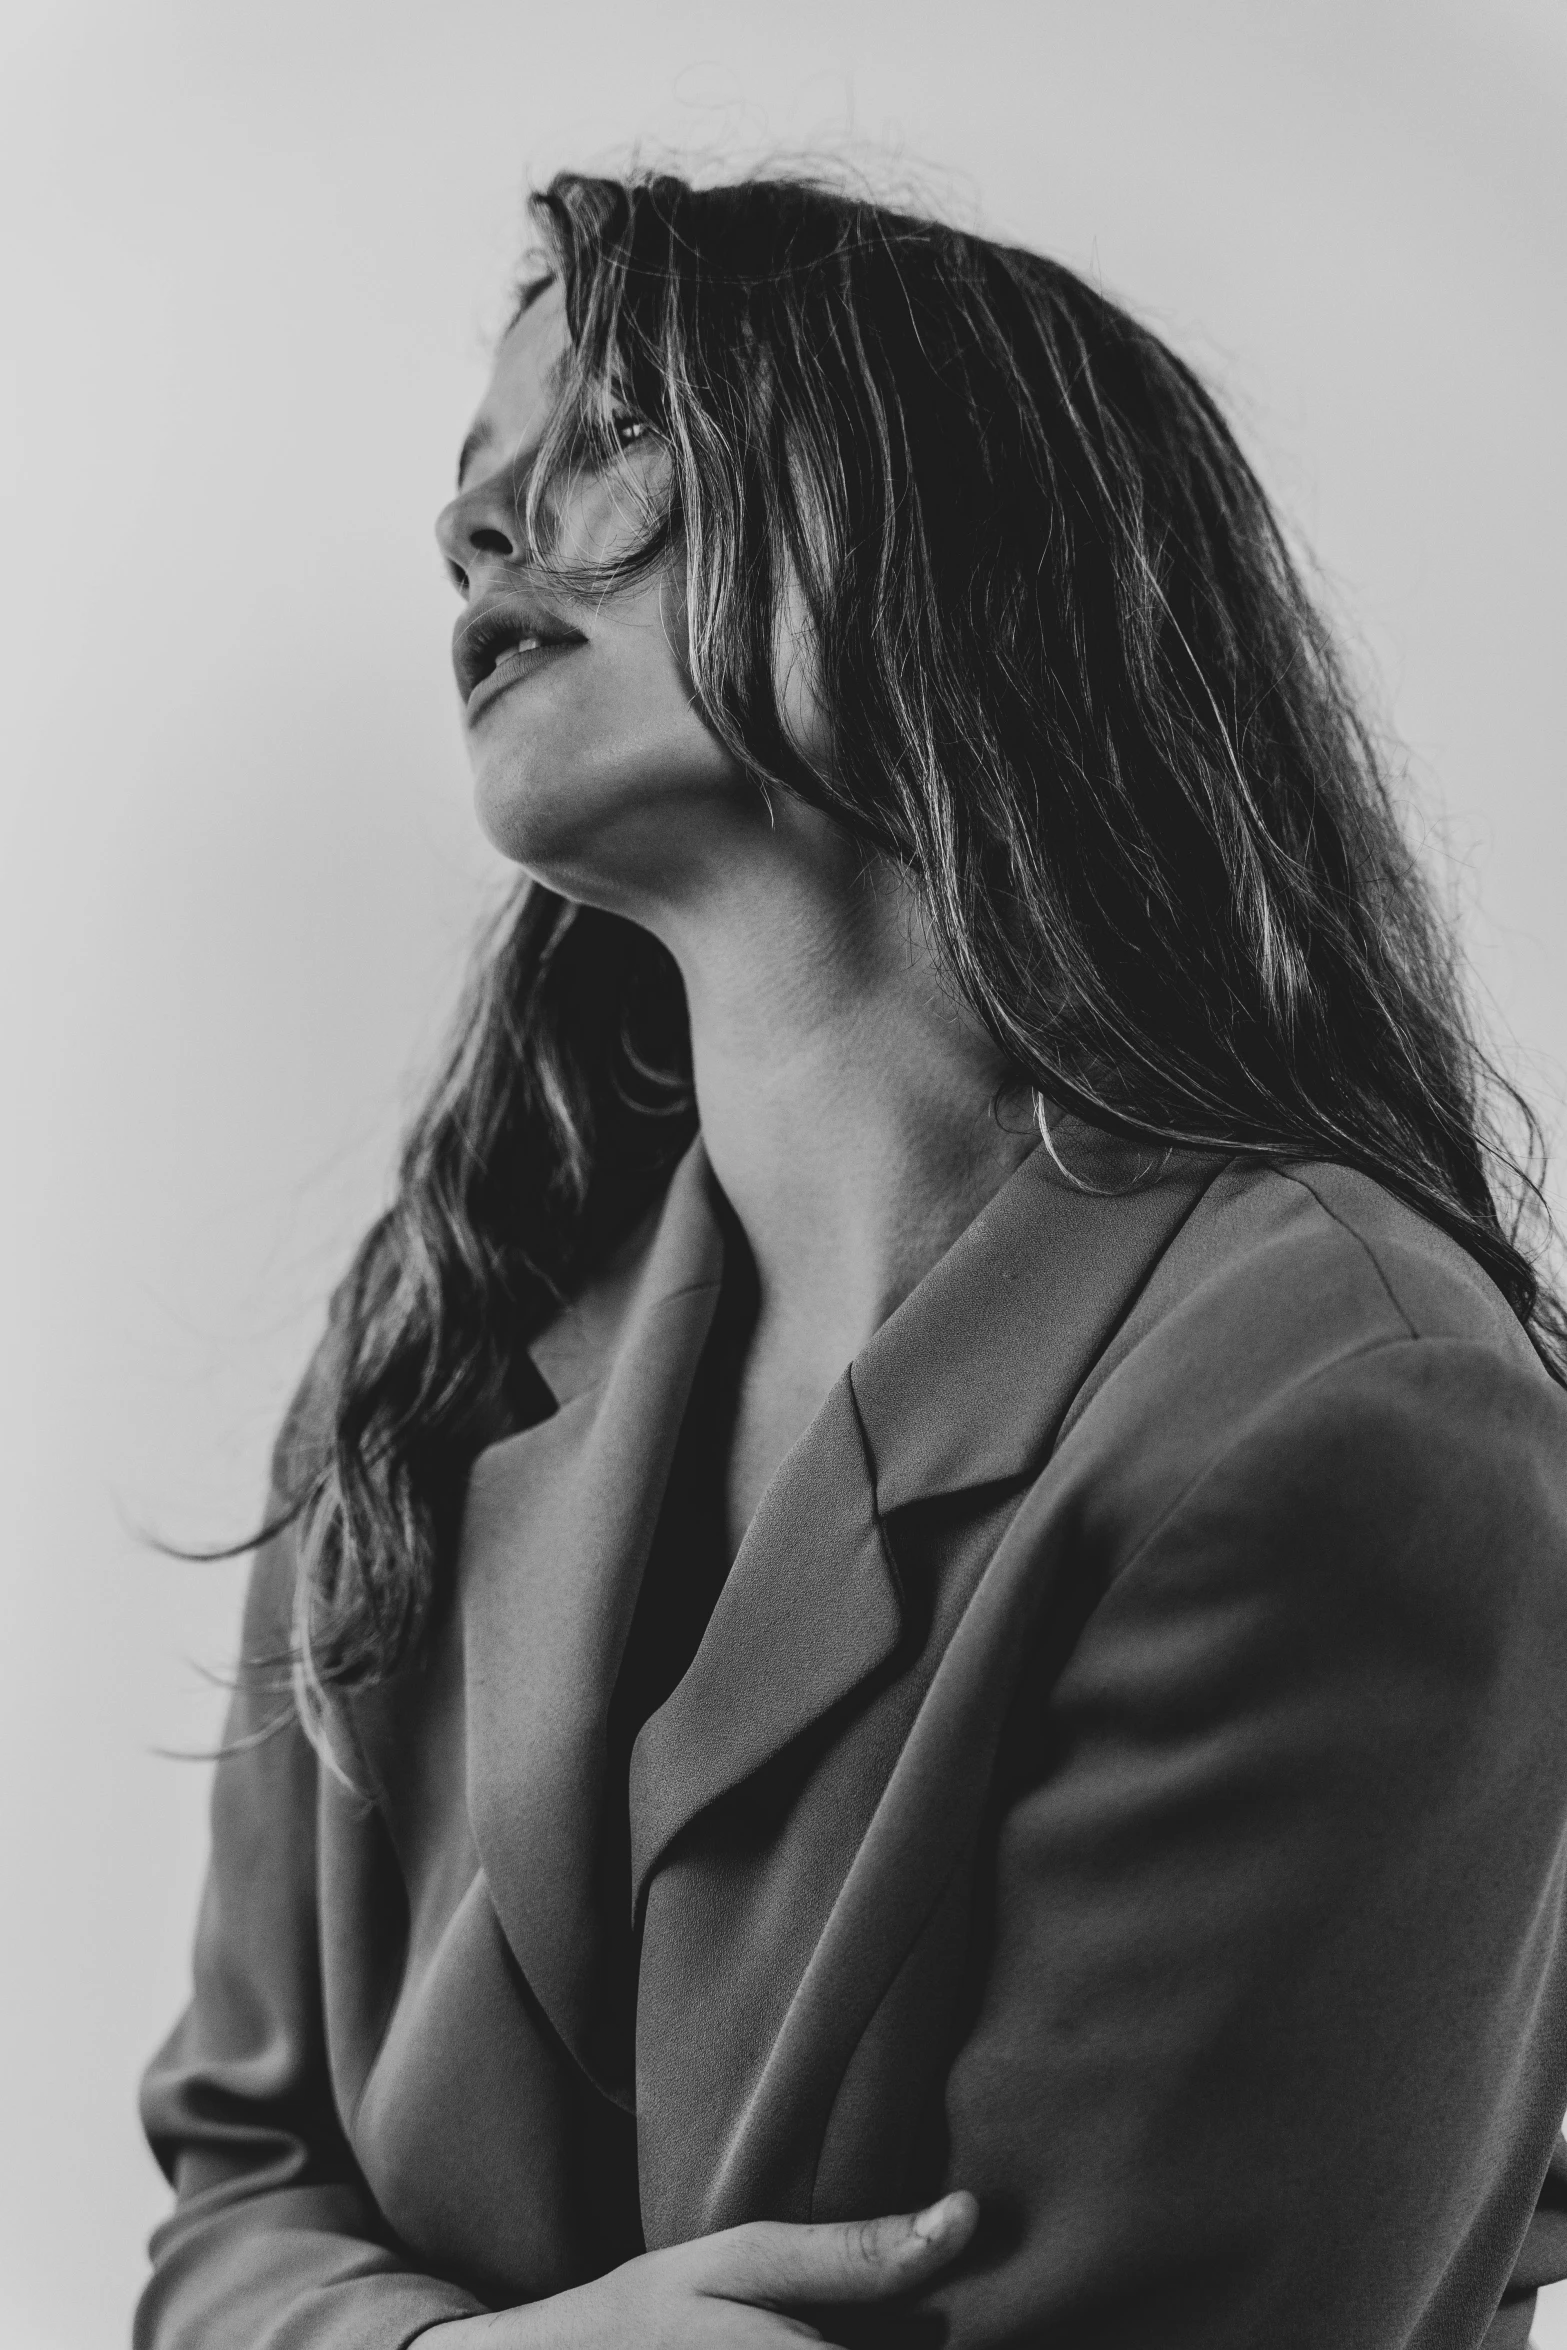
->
[272,163,1565,1737]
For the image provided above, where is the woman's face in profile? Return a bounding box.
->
[435,280,745,906]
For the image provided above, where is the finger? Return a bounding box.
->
[696,2192,979,2307]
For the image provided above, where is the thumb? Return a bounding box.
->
[698,2193,979,2308]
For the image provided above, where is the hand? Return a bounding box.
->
[424,2190,979,2345]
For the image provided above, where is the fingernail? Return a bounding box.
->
[912,2196,958,2243]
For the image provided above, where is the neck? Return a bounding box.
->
[651,816,1036,1386]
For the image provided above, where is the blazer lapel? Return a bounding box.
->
[628,1369,899,1913]
[628,1126,1226,1914]
[461,1138,723,2102]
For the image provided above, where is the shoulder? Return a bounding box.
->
[1240,1157,1539,1355]
[1069,1153,1553,1443]
[1056,1159,1567,1639]
[1139,1154,1535,1364]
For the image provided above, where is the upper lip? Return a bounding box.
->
[452,586,586,703]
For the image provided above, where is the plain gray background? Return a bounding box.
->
[2,3,1565,2343]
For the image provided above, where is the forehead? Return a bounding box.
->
[457,278,570,486]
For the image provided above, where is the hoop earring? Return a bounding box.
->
[1031,1092,1175,1197]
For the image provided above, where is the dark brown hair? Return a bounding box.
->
[274,164,1565,1738]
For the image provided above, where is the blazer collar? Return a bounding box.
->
[851,1119,1225,1511]
[522,1118,1221,1474]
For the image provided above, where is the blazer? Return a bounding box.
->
[138,1123,1567,2349]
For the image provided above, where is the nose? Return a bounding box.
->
[435,472,523,597]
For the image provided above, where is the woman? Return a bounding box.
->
[137,168,1567,2349]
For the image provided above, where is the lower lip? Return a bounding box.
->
[465,638,585,724]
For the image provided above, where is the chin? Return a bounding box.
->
[469,753,668,918]
[467,701,748,907]
[472,762,609,894]
[473,751,563,865]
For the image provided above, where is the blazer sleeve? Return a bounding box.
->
[135,1395,485,2350]
[918,1336,1567,2350]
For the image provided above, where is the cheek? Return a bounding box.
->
[552,452,670,571]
